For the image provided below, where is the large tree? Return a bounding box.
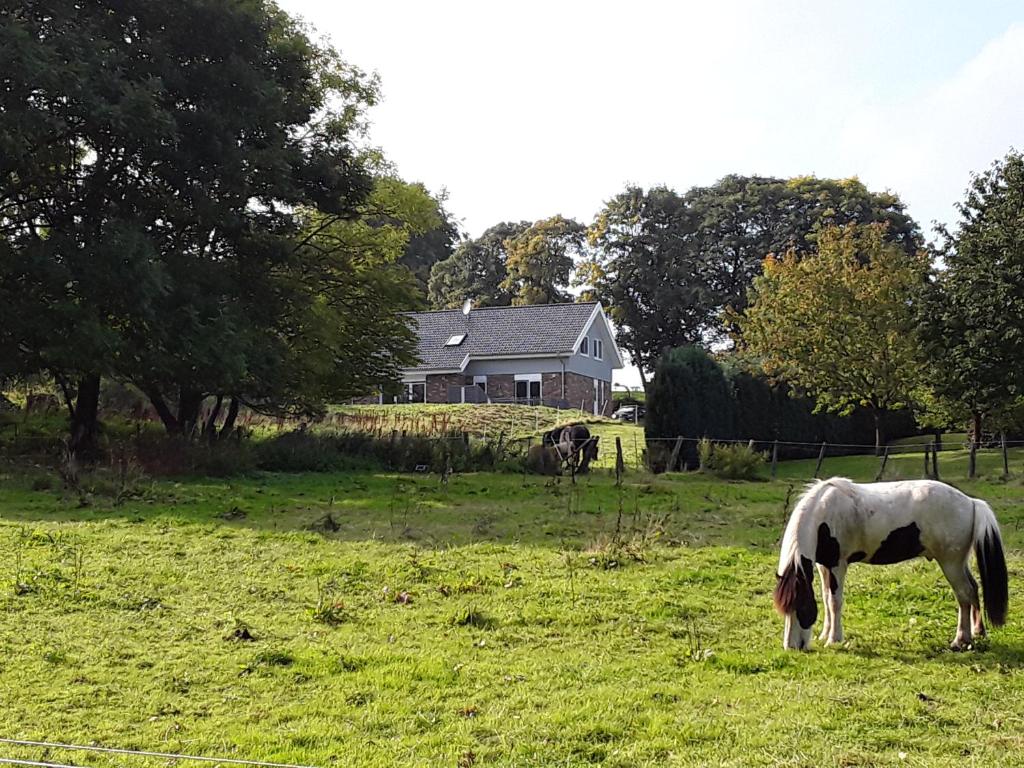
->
[427,221,529,309]
[917,150,1024,441]
[397,188,460,298]
[583,186,716,387]
[686,175,921,318]
[502,215,584,305]
[582,178,922,386]
[739,224,928,452]
[0,0,379,450]
[137,173,429,436]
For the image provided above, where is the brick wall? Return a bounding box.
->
[486,374,515,402]
[426,374,468,403]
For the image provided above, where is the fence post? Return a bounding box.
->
[770,440,779,480]
[615,436,625,486]
[462,431,469,448]
[813,442,827,479]
[932,441,940,482]
[969,440,977,479]
[668,437,684,473]
[633,433,640,471]
[923,443,930,479]
[1002,433,1009,477]
[875,444,889,482]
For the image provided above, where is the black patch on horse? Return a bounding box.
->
[869,523,924,565]
[816,523,840,568]
[795,556,818,629]
[847,551,866,563]
[826,569,838,594]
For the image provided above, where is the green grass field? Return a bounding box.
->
[3,453,1024,767]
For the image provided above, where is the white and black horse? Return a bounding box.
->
[542,424,599,474]
[774,477,1008,651]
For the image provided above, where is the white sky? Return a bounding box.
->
[279,0,1024,388]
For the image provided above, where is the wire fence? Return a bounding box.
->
[0,737,317,768]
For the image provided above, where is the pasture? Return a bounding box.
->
[2,454,1024,767]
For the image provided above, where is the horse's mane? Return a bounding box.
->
[772,479,853,616]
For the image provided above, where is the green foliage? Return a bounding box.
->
[918,150,1024,438]
[645,347,735,467]
[501,215,585,305]
[428,222,530,308]
[397,190,461,297]
[582,178,922,379]
[0,1,387,446]
[739,224,929,448]
[699,441,766,480]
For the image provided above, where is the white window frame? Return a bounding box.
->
[579,337,589,356]
[473,375,488,393]
[514,373,542,402]
[593,338,603,361]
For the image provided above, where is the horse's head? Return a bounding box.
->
[773,556,817,650]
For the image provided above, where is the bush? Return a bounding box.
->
[701,441,765,480]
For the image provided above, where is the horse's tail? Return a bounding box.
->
[973,499,1008,627]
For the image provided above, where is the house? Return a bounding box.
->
[394,301,623,414]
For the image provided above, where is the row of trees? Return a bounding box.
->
[426,177,920,388]
[717,150,1024,451]
[0,0,455,453]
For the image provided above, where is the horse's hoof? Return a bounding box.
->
[949,640,970,652]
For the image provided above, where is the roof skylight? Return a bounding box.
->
[445,333,467,346]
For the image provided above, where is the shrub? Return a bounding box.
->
[702,441,765,480]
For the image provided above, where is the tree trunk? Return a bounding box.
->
[68,374,101,458]
[177,387,204,438]
[219,396,240,441]
[145,387,180,434]
[203,394,223,443]
[971,410,983,447]
[872,409,884,456]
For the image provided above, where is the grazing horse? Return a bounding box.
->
[543,424,599,474]
[774,477,1008,651]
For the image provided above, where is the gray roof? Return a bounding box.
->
[405,302,600,371]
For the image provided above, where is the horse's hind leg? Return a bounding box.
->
[817,564,833,642]
[940,559,976,650]
[966,568,985,638]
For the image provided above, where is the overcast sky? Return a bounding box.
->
[278,0,1024,387]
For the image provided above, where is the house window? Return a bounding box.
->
[593,338,603,361]
[405,382,426,403]
[445,333,467,346]
[514,374,542,403]
[473,375,487,394]
[579,337,589,356]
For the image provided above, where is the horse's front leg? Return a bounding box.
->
[817,564,833,643]
[823,562,847,645]
[940,559,975,650]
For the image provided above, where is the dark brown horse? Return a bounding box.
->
[543,424,599,474]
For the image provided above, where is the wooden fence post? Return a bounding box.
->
[668,437,684,473]
[1002,433,1009,477]
[875,445,889,482]
[813,442,827,479]
[770,440,779,480]
[969,440,977,479]
[633,433,640,471]
[932,442,940,482]
[615,436,625,486]
[923,443,930,479]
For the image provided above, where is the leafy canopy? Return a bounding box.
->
[738,224,928,444]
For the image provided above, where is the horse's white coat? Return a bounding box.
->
[777,477,1005,651]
